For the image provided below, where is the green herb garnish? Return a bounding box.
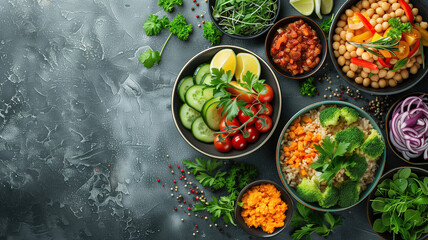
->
[143,14,170,36]
[320,14,334,34]
[348,36,399,58]
[203,22,223,45]
[387,18,412,40]
[392,58,409,71]
[158,0,182,12]
[300,77,317,97]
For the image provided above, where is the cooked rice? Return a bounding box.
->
[280,105,380,192]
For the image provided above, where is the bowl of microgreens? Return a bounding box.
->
[328,0,428,95]
[207,0,280,39]
[171,45,281,159]
[367,166,428,240]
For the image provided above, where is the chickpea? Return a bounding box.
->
[391,2,400,10]
[350,51,358,58]
[350,63,359,72]
[356,48,365,56]
[381,2,390,11]
[395,8,404,17]
[363,78,371,86]
[333,34,341,42]
[410,65,418,74]
[361,9,367,14]
[372,14,379,20]
[345,60,351,65]
[344,52,351,59]
[417,56,423,64]
[340,31,347,40]
[371,74,380,82]
[386,70,395,79]
[393,73,403,82]
[405,60,414,68]
[379,79,387,88]
[340,40,345,45]
[389,79,397,87]
[382,21,389,31]
[339,45,346,55]
[408,3,412,7]
[389,58,398,64]
[390,12,396,18]
[344,25,349,31]
[371,68,379,74]
[376,7,385,16]
[343,65,350,72]
[369,0,375,3]
[401,15,409,23]
[401,69,409,79]
[379,69,387,78]
[412,8,419,15]
[373,55,379,61]
[333,42,340,50]
[370,19,377,26]
[376,18,384,24]
[340,14,347,20]
[338,56,346,66]
[335,27,343,34]
[346,32,354,41]
[361,52,370,60]
[421,22,428,29]
[356,1,363,9]
[361,71,369,78]
[388,0,396,4]
[337,20,346,28]
[346,44,356,52]
[346,9,354,17]
[347,71,356,78]
[351,6,360,13]
[415,15,422,23]
[362,0,370,8]
[371,3,379,9]
[355,76,363,84]
[383,14,391,21]
[366,9,375,17]
[415,63,421,69]
[334,50,340,58]
[375,24,383,33]
[371,81,380,88]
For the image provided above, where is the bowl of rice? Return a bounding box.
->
[276,101,386,212]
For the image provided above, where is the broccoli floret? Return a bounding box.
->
[338,181,360,208]
[340,107,359,125]
[319,185,339,208]
[361,130,385,159]
[335,126,365,153]
[345,153,368,181]
[297,177,322,203]
[319,107,341,127]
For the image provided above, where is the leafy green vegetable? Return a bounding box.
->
[138,49,161,68]
[143,14,169,36]
[203,22,223,45]
[169,14,193,41]
[291,202,342,240]
[300,77,317,97]
[158,0,182,12]
[320,15,333,34]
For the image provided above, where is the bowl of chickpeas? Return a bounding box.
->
[328,0,428,94]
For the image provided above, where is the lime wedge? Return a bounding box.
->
[315,0,322,19]
[289,0,314,16]
[321,0,333,14]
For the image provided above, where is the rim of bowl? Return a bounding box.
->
[234,179,294,237]
[366,166,428,240]
[265,15,328,80]
[207,0,281,39]
[275,100,386,212]
[328,1,428,95]
[385,92,428,165]
[171,45,282,159]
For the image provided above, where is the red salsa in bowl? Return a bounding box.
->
[270,20,322,76]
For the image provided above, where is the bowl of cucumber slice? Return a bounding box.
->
[171,45,282,159]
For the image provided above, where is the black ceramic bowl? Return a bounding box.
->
[367,166,428,240]
[328,0,428,95]
[265,16,328,80]
[171,45,282,159]
[385,92,428,165]
[207,0,280,39]
[234,180,293,237]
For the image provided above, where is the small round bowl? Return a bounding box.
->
[366,166,428,240]
[265,16,328,80]
[275,101,386,212]
[171,45,282,159]
[385,92,428,165]
[207,0,280,39]
[234,180,294,237]
[328,0,428,95]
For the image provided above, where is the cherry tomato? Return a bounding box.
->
[238,104,257,125]
[214,134,232,153]
[255,115,273,133]
[232,133,247,150]
[258,84,274,103]
[244,126,259,143]
[219,117,241,137]
[256,103,273,116]
[393,41,410,59]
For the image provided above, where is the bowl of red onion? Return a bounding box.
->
[386,92,428,165]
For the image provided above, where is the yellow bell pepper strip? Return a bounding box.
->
[378,57,393,68]
[403,28,421,46]
[351,31,373,43]
[355,12,376,35]
[407,39,421,58]
[351,57,378,70]
[372,33,393,58]
[399,0,414,25]
[414,25,428,46]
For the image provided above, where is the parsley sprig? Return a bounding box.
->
[300,77,317,97]
[158,0,182,13]
[320,14,334,35]
[183,158,226,190]
[203,22,223,45]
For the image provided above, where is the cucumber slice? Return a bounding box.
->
[185,85,214,112]
[191,116,216,143]
[193,63,210,85]
[178,76,194,102]
[179,103,200,129]
[202,97,223,131]
[201,74,213,85]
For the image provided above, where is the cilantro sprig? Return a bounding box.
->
[300,77,317,97]
[203,22,223,45]
[139,14,192,68]
[183,158,226,189]
[320,14,334,35]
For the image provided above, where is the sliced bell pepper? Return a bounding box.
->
[414,25,428,46]
[351,57,379,70]
[403,28,421,46]
[372,33,393,58]
[351,31,373,43]
[378,57,393,68]
[399,0,414,25]
[355,12,376,35]
[408,38,421,58]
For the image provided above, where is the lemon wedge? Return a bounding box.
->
[235,53,261,82]
[210,49,236,76]
[289,0,314,16]
[321,0,333,15]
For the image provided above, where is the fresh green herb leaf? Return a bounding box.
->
[300,77,317,97]
[320,14,334,34]
[393,58,409,71]
[240,71,265,94]
[158,0,182,12]
[368,73,374,78]
[203,22,223,45]
[169,14,193,41]
[143,14,170,36]
[388,18,412,40]
[183,157,223,175]
[138,49,161,68]
[419,42,425,69]
[348,36,399,57]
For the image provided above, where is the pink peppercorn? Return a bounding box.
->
[196,15,199,18]
[157,179,160,182]
[183,200,186,203]
[173,180,176,183]
[168,164,171,168]
[188,207,191,210]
